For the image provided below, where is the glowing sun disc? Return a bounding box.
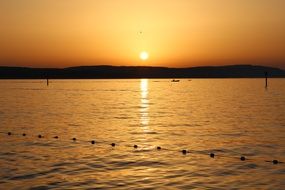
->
[140,51,149,60]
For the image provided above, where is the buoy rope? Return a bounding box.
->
[0,131,283,165]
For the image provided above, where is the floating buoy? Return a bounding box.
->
[210,153,215,158]
[91,140,95,144]
[240,156,246,161]
[72,138,76,141]
[273,160,279,164]
[53,136,59,139]
[157,146,162,150]
[8,132,11,136]
[134,145,138,149]
[22,133,26,136]
[182,150,187,155]
[111,143,116,147]
[38,135,42,138]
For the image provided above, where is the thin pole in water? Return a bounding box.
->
[46,78,49,86]
[265,71,268,88]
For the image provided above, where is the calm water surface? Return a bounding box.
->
[0,79,285,189]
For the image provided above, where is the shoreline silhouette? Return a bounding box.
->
[0,64,284,79]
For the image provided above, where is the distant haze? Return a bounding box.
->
[0,0,285,69]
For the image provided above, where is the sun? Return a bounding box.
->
[140,51,149,61]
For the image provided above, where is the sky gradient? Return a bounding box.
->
[1,0,285,68]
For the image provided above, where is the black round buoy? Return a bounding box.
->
[240,156,246,161]
[210,153,215,158]
[38,135,42,138]
[91,140,95,144]
[53,136,59,139]
[22,133,26,136]
[273,160,279,164]
[111,143,116,147]
[72,138,76,141]
[8,132,11,136]
[134,145,138,149]
[182,150,187,155]
[157,146,161,150]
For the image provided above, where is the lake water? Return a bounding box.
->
[0,79,285,189]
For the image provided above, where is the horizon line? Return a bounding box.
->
[1,64,284,70]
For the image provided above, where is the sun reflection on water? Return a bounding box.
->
[140,79,149,127]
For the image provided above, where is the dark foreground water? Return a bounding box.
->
[0,79,285,189]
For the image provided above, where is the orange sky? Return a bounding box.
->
[0,0,285,68]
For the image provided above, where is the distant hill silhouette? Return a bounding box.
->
[0,65,284,79]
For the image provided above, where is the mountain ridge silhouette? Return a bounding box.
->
[0,64,284,79]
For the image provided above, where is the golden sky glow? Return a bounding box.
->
[0,0,285,68]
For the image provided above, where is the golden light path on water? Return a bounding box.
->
[140,79,149,128]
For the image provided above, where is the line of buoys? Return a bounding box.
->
[1,131,283,165]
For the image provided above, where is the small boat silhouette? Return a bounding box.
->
[171,79,180,82]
